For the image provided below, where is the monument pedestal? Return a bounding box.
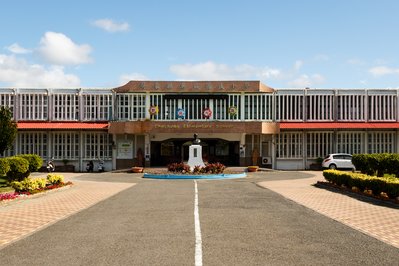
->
[187,144,205,171]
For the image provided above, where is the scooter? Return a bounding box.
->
[86,161,94,172]
[98,159,105,172]
[46,158,55,173]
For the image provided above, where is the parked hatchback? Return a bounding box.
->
[322,153,356,171]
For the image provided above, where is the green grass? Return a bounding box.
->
[0,176,14,193]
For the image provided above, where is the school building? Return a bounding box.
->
[1,80,399,171]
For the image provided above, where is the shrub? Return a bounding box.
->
[0,157,10,176]
[323,169,399,198]
[352,153,399,178]
[17,154,43,173]
[6,156,30,182]
[10,177,46,193]
[167,162,190,173]
[205,162,226,174]
[47,174,64,185]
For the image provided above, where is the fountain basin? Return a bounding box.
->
[143,172,246,179]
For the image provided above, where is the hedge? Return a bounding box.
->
[323,169,399,198]
[352,153,399,177]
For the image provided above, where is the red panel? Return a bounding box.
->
[280,122,399,129]
[17,122,109,130]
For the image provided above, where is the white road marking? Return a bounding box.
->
[194,180,203,266]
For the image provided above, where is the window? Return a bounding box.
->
[0,94,14,115]
[52,132,80,159]
[244,94,273,121]
[276,94,303,121]
[368,95,396,121]
[117,94,146,120]
[19,94,48,120]
[276,132,303,158]
[83,132,112,160]
[18,132,47,158]
[306,132,334,158]
[337,95,365,121]
[83,94,113,121]
[337,132,364,154]
[306,95,334,121]
[367,131,395,153]
[53,94,79,120]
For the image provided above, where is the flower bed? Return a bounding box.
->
[0,174,73,203]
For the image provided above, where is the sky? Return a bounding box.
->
[1,0,399,89]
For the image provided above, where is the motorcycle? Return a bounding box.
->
[46,159,55,173]
[98,159,105,172]
[86,161,94,172]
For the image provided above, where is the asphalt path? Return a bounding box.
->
[1,171,399,265]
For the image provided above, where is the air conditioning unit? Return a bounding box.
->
[262,157,271,165]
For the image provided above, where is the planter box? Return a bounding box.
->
[247,166,259,172]
[131,167,144,173]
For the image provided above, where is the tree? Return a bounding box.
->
[0,106,17,156]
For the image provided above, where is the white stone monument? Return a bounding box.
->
[187,133,205,171]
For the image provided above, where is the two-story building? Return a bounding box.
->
[1,80,399,171]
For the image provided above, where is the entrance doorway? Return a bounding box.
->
[150,138,239,166]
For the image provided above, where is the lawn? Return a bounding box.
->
[0,176,14,193]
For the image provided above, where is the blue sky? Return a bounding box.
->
[1,0,399,89]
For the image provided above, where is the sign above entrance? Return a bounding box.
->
[109,121,280,134]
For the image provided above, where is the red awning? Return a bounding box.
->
[17,122,109,130]
[280,122,399,129]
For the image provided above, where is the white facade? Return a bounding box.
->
[1,84,399,171]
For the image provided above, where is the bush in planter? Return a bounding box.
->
[6,156,30,182]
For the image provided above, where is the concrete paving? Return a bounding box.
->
[0,172,135,248]
[257,171,399,249]
[0,169,398,265]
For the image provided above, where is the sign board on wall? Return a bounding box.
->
[117,141,133,159]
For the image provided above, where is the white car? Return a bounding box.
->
[322,153,356,171]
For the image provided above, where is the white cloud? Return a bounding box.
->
[119,72,149,85]
[92,19,130,32]
[369,66,399,77]
[38,32,92,65]
[287,74,325,88]
[0,54,80,87]
[169,61,281,81]
[6,43,31,54]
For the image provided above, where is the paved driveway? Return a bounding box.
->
[0,170,398,265]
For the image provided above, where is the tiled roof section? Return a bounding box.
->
[17,122,109,130]
[280,122,399,129]
[112,80,274,93]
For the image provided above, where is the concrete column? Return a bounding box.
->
[144,134,151,167]
[240,92,245,121]
[272,134,276,170]
[145,92,151,119]
[239,133,246,166]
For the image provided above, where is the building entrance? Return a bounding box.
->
[150,138,239,166]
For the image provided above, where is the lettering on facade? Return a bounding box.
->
[153,123,234,129]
